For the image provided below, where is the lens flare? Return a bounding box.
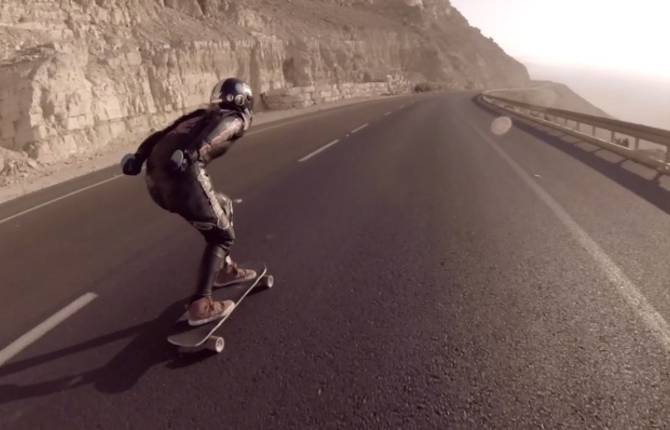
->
[491,116,513,136]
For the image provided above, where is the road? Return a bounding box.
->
[2,91,670,429]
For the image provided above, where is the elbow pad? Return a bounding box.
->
[197,113,245,163]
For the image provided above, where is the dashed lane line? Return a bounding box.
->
[298,139,341,162]
[351,123,369,134]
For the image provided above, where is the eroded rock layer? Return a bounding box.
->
[0,0,530,163]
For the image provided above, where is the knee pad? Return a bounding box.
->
[216,226,235,251]
[195,222,235,252]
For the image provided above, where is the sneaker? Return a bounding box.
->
[214,260,257,287]
[188,297,235,326]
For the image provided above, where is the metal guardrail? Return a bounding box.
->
[478,91,670,173]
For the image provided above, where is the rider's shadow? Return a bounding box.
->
[0,300,210,405]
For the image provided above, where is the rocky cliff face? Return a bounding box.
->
[0,0,530,165]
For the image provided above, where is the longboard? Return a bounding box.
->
[167,262,273,353]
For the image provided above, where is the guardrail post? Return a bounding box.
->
[634,137,639,150]
[611,129,615,143]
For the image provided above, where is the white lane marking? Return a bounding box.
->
[0,176,121,225]
[384,112,392,116]
[351,123,369,134]
[472,126,670,351]
[0,292,98,366]
[298,139,340,162]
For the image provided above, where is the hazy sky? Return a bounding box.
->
[450,0,670,80]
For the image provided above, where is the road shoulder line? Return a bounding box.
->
[471,124,670,353]
[0,292,98,366]
[0,177,121,225]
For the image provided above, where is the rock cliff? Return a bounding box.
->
[0,0,530,166]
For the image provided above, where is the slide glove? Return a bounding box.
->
[121,154,142,176]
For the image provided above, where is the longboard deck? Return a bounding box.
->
[167,262,269,349]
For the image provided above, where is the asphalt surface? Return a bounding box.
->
[2,91,670,429]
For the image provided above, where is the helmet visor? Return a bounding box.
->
[223,93,247,107]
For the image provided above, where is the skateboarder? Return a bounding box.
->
[121,78,257,326]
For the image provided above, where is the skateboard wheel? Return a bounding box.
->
[261,275,274,289]
[205,336,225,353]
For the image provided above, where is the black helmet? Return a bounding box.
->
[210,78,254,112]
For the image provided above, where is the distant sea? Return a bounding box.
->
[522,61,670,131]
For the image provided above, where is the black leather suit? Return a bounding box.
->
[133,106,251,300]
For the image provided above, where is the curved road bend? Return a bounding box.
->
[2,92,670,428]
